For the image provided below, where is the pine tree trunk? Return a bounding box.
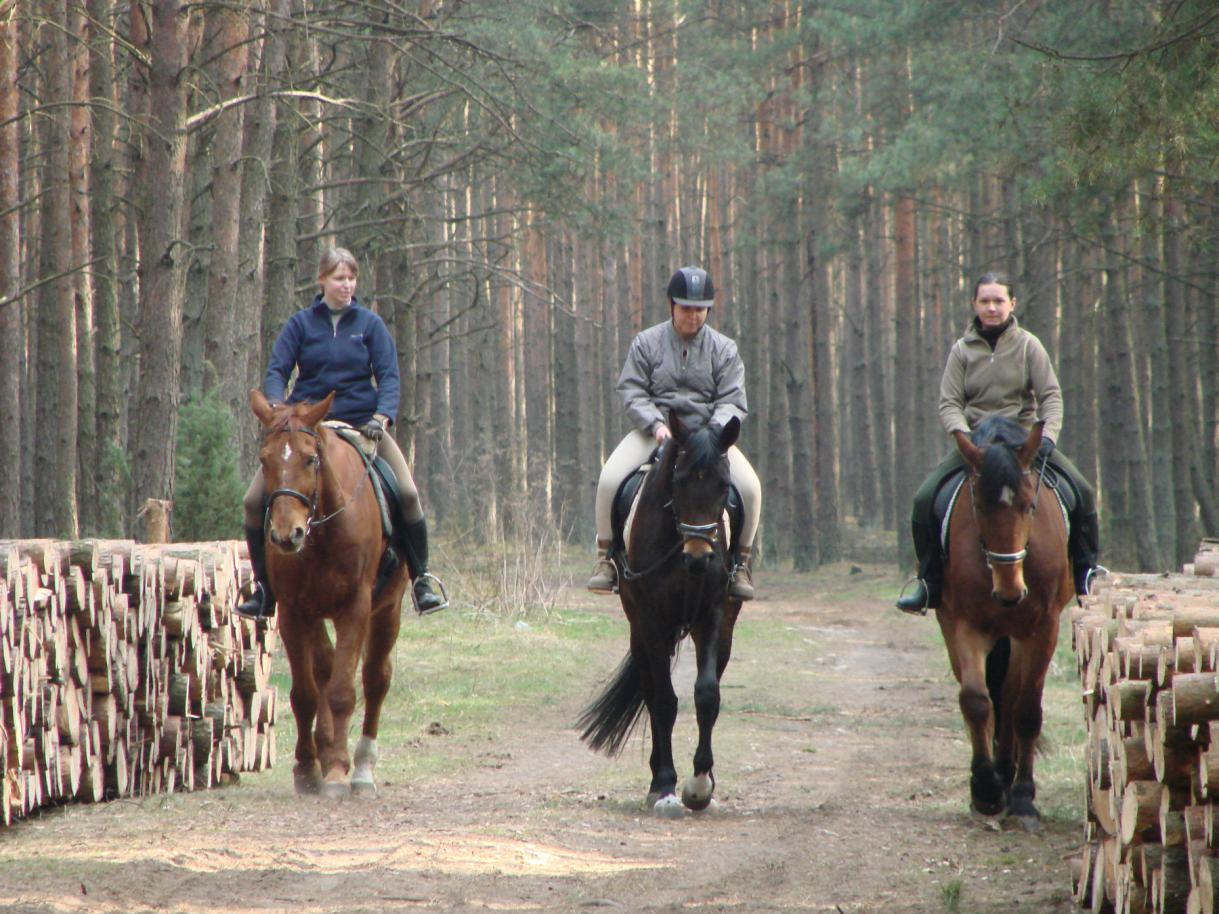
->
[37,0,79,537]
[0,8,21,535]
[1162,177,1200,565]
[71,4,97,533]
[1100,201,1159,571]
[131,0,191,518]
[202,4,248,405]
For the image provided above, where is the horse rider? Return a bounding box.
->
[587,266,762,601]
[896,271,1104,615]
[237,246,446,619]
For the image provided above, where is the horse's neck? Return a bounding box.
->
[316,427,355,513]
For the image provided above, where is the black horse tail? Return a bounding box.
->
[577,652,647,757]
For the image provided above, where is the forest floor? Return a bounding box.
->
[0,562,1086,914]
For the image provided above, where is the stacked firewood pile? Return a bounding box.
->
[0,539,277,826]
[1072,547,1219,913]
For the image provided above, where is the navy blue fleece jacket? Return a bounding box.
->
[264,295,401,426]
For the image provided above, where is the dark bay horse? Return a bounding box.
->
[579,415,744,818]
[250,390,410,797]
[938,416,1072,830]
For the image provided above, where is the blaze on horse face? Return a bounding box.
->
[251,390,335,555]
[954,419,1044,607]
[670,414,740,573]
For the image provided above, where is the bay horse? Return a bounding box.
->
[938,416,1072,830]
[250,390,410,797]
[579,414,744,818]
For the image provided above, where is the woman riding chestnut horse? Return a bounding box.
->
[239,246,445,619]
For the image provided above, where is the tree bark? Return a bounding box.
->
[131,0,191,519]
[0,7,22,536]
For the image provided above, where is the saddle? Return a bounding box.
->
[931,460,1077,558]
[324,422,403,593]
[610,453,743,554]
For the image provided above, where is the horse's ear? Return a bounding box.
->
[954,430,984,470]
[298,391,336,428]
[250,389,275,425]
[719,416,740,450]
[1018,421,1045,469]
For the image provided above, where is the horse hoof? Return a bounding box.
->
[351,779,377,797]
[970,799,1004,819]
[652,795,685,819]
[293,765,322,796]
[1008,814,1041,834]
[681,773,715,811]
[322,780,350,800]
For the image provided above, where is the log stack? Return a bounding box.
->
[1072,546,1219,913]
[0,539,277,825]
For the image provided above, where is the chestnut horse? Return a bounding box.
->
[579,415,744,818]
[938,416,1072,830]
[250,390,410,797]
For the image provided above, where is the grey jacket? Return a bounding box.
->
[939,315,1064,443]
[617,320,748,434]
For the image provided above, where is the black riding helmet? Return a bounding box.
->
[667,266,715,308]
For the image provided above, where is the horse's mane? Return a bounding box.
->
[683,423,725,470]
[971,416,1028,506]
[262,401,318,435]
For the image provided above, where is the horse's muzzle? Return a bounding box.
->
[682,552,711,574]
[991,587,1028,608]
[268,522,308,553]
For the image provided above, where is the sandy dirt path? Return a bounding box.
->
[0,566,1082,913]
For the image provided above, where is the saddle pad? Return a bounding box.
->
[321,419,377,457]
[326,424,393,535]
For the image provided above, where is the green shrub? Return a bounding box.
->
[174,392,246,541]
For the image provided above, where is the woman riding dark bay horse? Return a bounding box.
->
[579,415,744,818]
[251,390,409,797]
[938,415,1072,829]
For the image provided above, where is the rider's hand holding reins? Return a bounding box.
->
[361,416,387,441]
[653,423,671,444]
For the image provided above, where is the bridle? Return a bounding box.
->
[967,449,1047,568]
[262,425,359,541]
[621,442,729,582]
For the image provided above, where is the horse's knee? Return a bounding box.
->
[1013,703,1043,742]
[693,677,720,713]
[959,686,991,728]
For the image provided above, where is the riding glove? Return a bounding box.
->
[360,417,386,441]
[1037,436,1055,460]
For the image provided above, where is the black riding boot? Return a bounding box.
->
[896,521,942,615]
[1070,510,1102,596]
[236,525,276,620]
[399,518,447,614]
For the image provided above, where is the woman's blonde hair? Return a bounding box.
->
[318,246,359,279]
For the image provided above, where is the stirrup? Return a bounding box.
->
[1081,565,1110,597]
[413,572,449,615]
[895,577,929,616]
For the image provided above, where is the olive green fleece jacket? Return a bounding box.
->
[938,315,1063,443]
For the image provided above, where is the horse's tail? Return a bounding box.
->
[577,651,646,757]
